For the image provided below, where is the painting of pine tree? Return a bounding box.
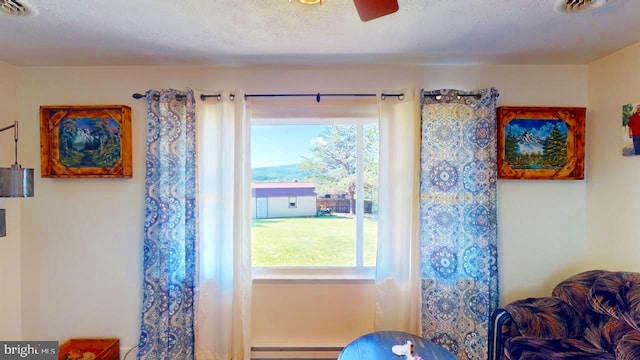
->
[498,107,585,180]
[504,119,568,170]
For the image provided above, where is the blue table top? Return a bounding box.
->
[338,331,457,360]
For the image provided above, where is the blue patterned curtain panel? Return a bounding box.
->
[420,88,499,360]
[138,89,197,360]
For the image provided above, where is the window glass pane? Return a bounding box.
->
[251,123,378,268]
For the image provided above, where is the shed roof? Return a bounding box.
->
[252,182,315,189]
[252,182,316,197]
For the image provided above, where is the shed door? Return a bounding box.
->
[256,197,268,219]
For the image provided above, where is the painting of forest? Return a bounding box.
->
[504,118,568,169]
[58,117,121,168]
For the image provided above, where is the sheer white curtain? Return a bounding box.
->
[195,90,252,360]
[375,89,422,334]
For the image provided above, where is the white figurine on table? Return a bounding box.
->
[392,340,424,360]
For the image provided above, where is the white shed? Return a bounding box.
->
[251,182,317,219]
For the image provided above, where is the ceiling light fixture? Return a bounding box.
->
[554,0,614,13]
[293,0,322,5]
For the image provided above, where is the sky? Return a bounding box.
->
[507,119,568,139]
[251,125,327,168]
[73,117,119,131]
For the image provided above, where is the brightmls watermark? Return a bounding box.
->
[0,342,57,359]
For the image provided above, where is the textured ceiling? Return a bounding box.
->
[0,0,639,66]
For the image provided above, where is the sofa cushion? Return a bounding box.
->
[552,270,610,315]
[588,272,640,318]
[617,276,640,332]
[579,310,636,352]
[615,331,640,360]
[505,337,615,360]
[505,297,584,339]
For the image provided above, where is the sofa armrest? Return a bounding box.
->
[489,308,513,360]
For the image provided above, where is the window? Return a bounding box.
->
[251,120,379,276]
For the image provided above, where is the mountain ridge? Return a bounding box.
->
[251,163,310,182]
[517,131,544,154]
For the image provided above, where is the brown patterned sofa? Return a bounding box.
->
[488,270,640,360]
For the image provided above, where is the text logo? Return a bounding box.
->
[0,342,57,359]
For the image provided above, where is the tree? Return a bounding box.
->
[90,119,112,153]
[504,128,519,163]
[543,124,567,168]
[59,119,77,157]
[299,125,379,208]
[623,104,634,127]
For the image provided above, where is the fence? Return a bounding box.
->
[317,199,373,214]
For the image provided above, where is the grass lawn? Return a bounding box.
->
[251,215,377,266]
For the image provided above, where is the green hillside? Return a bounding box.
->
[251,164,310,182]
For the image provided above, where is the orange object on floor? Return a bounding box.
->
[58,338,119,360]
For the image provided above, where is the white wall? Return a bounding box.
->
[587,43,640,271]
[267,196,316,218]
[0,60,22,340]
[251,195,317,219]
[15,64,589,348]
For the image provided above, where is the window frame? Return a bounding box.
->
[250,116,379,279]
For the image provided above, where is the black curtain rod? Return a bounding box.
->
[423,93,483,100]
[199,92,405,103]
[133,92,406,103]
[131,92,191,101]
[134,91,490,102]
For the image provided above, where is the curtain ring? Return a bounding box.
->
[217,94,222,102]
[381,93,387,100]
[229,93,235,102]
[398,94,405,101]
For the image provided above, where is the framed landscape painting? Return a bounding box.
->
[497,106,586,180]
[40,105,132,178]
[622,103,640,156]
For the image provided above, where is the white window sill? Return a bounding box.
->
[252,266,375,282]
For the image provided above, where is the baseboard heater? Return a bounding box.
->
[251,346,343,360]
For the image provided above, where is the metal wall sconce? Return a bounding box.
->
[0,121,34,238]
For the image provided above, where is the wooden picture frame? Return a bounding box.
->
[497,106,586,180]
[40,105,132,178]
